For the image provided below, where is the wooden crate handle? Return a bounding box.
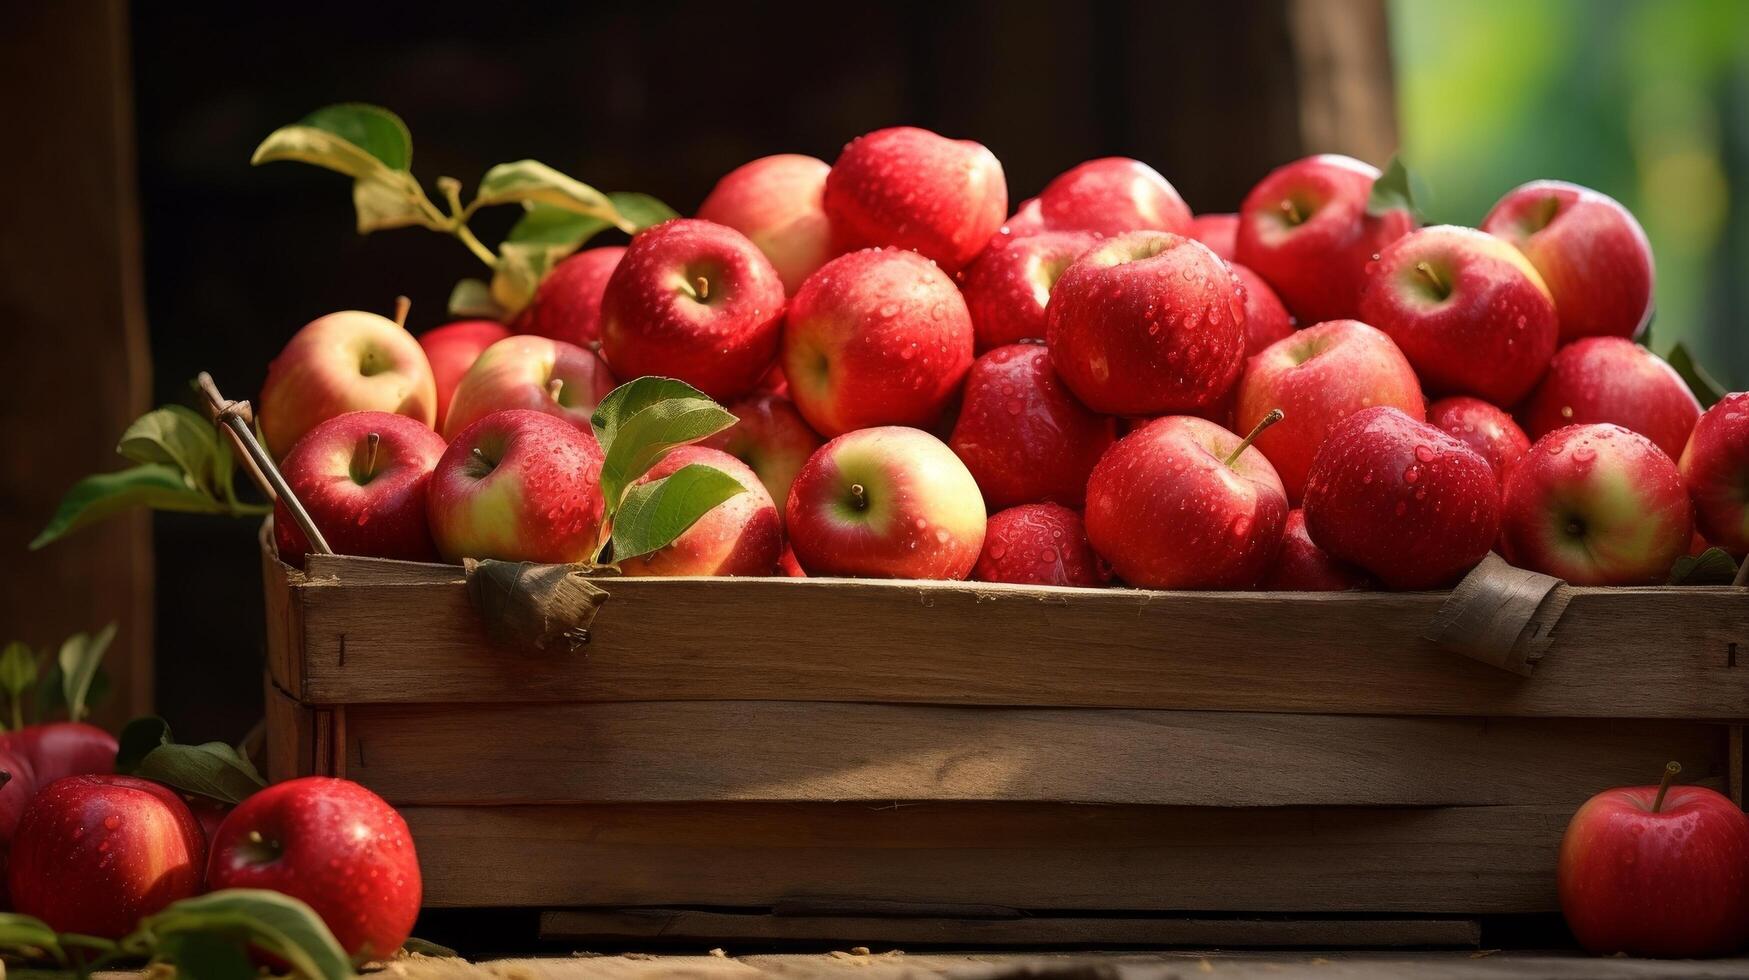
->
[1423,553,1571,676]
[465,559,609,652]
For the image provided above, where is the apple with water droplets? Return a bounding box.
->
[974,503,1108,587]
[701,391,823,520]
[1233,263,1293,356]
[442,334,617,439]
[617,446,783,576]
[1521,336,1700,461]
[516,246,625,348]
[1260,508,1370,591]
[823,126,1007,273]
[1188,212,1239,261]
[1428,396,1530,483]
[1033,157,1192,237]
[1679,392,1749,558]
[960,229,1100,351]
[274,411,448,565]
[948,343,1115,510]
[427,409,605,564]
[697,154,835,294]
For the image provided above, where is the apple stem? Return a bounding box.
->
[548,378,566,405]
[1414,261,1449,298]
[695,276,711,301]
[1652,761,1682,813]
[364,432,381,481]
[1278,199,1303,225]
[849,483,868,511]
[1224,409,1285,468]
[247,829,264,845]
[393,295,411,331]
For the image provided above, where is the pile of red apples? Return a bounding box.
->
[259,126,1747,590]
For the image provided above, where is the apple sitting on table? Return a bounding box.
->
[696,154,835,294]
[515,246,625,348]
[974,503,1109,587]
[1033,157,1192,237]
[418,318,509,431]
[1520,336,1701,461]
[1234,154,1416,325]
[959,229,1100,352]
[1427,396,1531,484]
[1260,508,1370,591]
[273,411,448,565]
[1233,263,1294,356]
[427,409,605,564]
[1357,225,1558,406]
[1481,179,1654,342]
[1559,762,1749,957]
[700,391,823,519]
[949,343,1115,510]
[1500,424,1692,586]
[10,774,206,938]
[1679,392,1749,557]
[1302,406,1499,590]
[1084,414,1289,590]
[1046,232,1246,417]
[442,334,617,439]
[1188,212,1239,261]
[823,126,1007,273]
[617,446,782,577]
[260,307,437,459]
[208,777,421,961]
[1235,319,1425,503]
[786,426,985,580]
[782,248,974,437]
[598,219,786,402]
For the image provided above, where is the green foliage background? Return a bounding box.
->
[1392,0,1749,383]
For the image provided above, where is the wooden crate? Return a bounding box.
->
[260,526,1748,942]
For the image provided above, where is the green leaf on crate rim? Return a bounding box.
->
[58,622,115,722]
[117,405,220,492]
[31,463,230,550]
[1366,154,1428,220]
[473,160,628,229]
[136,741,266,805]
[1666,341,1726,409]
[611,463,748,561]
[252,103,412,176]
[0,642,37,703]
[590,377,739,510]
[115,715,173,774]
[447,278,506,320]
[1667,546,1738,585]
[142,889,355,980]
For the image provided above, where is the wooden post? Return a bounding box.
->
[0,1,153,728]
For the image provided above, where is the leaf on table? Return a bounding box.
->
[1667,546,1738,585]
[136,741,266,805]
[1366,153,1429,220]
[590,378,738,511]
[610,463,747,561]
[1666,341,1727,409]
[31,464,229,550]
[115,715,173,775]
[142,889,355,980]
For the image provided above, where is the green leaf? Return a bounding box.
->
[1666,342,1726,409]
[590,378,738,511]
[136,741,266,805]
[490,238,579,317]
[505,203,611,247]
[160,931,256,980]
[115,715,172,775]
[0,643,38,703]
[142,889,355,980]
[116,406,220,492]
[611,463,747,561]
[58,623,115,723]
[352,171,437,234]
[0,913,63,960]
[210,430,239,507]
[252,103,411,176]
[31,464,229,550]
[606,191,679,230]
[473,160,629,229]
[1366,154,1428,220]
[400,937,460,958]
[1668,546,1739,585]
[448,278,506,320]
[35,664,109,724]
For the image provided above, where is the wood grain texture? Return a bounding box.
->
[263,675,312,783]
[404,802,1571,913]
[1288,0,1398,165]
[343,701,1727,807]
[537,909,1481,949]
[269,550,1749,717]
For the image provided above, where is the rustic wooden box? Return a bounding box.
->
[260,525,1748,945]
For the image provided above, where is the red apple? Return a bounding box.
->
[785,426,985,579]
[1233,263,1294,356]
[1085,414,1289,589]
[782,248,974,437]
[208,777,420,961]
[1358,225,1558,405]
[0,744,37,904]
[778,544,806,577]
[442,334,617,440]
[1046,232,1246,416]
[1428,396,1530,483]
[1259,508,1370,591]
[1034,157,1192,237]
[1002,197,1047,238]
[960,230,1100,352]
[10,774,205,938]
[697,154,834,294]
[1482,180,1654,342]
[418,319,509,432]
[1235,319,1426,502]
[1520,337,1701,461]
[273,411,447,565]
[700,391,822,518]
[948,344,1116,510]
[1500,424,1691,585]
[1235,154,1416,325]
[515,246,625,349]
[1679,392,1749,557]
[823,126,1007,273]
[4,721,117,786]
[1188,212,1238,261]
[974,503,1109,587]
[1302,406,1499,589]
[598,218,785,401]
[1559,763,1749,957]
[260,309,437,458]
[617,446,782,577]
[427,409,605,564]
